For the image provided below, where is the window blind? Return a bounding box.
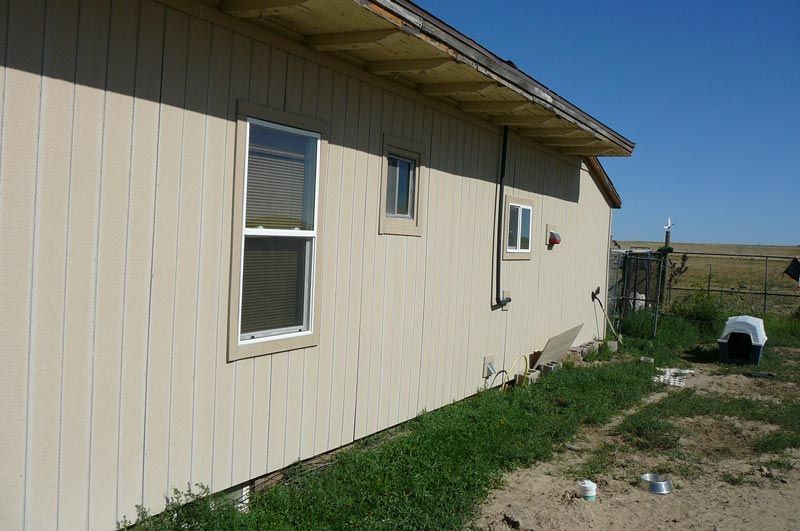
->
[240,237,311,337]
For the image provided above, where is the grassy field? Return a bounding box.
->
[618,241,800,257]
[615,241,800,315]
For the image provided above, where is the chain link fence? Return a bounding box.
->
[608,249,800,335]
[666,252,800,316]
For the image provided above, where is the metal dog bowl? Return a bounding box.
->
[639,473,673,494]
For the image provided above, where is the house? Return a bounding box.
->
[0,0,633,529]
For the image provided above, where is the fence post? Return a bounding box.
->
[707,264,712,295]
[763,257,769,315]
[653,255,663,338]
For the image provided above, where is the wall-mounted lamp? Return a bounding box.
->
[546,224,561,248]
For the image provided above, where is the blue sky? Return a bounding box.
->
[417,1,800,245]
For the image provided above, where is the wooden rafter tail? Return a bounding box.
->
[493,114,558,126]
[560,146,615,156]
[418,82,495,96]
[220,0,310,17]
[458,100,530,113]
[366,58,452,75]
[517,127,579,138]
[539,138,603,147]
[305,29,403,51]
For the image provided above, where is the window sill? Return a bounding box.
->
[502,250,532,261]
[229,329,319,361]
[379,217,423,237]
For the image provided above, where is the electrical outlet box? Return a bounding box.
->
[483,355,496,379]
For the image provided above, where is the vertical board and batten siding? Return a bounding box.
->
[0,0,613,529]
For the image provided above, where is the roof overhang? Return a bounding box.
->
[208,0,635,157]
[585,157,622,209]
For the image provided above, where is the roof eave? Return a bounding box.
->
[585,157,622,209]
[359,0,635,156]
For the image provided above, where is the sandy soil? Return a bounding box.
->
[476,353,800,531]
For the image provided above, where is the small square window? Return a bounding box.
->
[503,195,533,260]
[379,135,427,237]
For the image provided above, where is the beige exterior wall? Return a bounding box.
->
[0,0,613,529]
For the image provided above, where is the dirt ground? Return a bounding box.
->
[476,350,800,530]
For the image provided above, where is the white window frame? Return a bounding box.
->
[228,101,328,362]
[503,195,533,261]
[238,118,321,346]
[385,153,416,220]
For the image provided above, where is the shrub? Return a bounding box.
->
[670,294,725,336]
[620,311,699,348]
[620,310,654,339]
[117,484,245,530]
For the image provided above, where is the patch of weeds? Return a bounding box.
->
[619,337,690,368]
[669,294,726,338]
[653,454,703,479]
[117,484,244,530]
[710,347,800,384]
[584,342,615,363]
[721,471,756,486]
[620,311,701,349]
[568,442,624,479]
[656,314,703,347]
[620,311,657,340]
[615,413,681,451]
[753,431,800,453]
[764,314,800,348]
[622,389,800,460]
[758,457,794,471]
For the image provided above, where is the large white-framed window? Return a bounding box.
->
[239,117,320,344]
[228,102,328,361]
[503,195,533,260]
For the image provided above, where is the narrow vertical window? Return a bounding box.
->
[385,155,416,219]
[505,199,533,257]
[239,118,319,343]
[379,135,426,237]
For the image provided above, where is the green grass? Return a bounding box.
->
[753,432,800,453]
[584,342,615,363]
[615,412,682,451]
[614,389,800,459]
[721,471,756,486]
[758,457,795,471]
[764,314,800,347]
[121,362,657,530]
[567,442,624,479]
